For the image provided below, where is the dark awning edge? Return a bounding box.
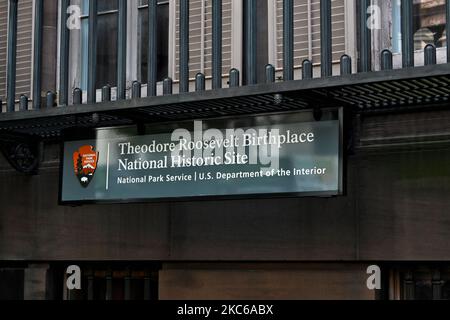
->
[1,64,450,140]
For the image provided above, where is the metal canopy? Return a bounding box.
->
[0,64,450,140]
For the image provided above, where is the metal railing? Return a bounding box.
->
[0,0,449,112]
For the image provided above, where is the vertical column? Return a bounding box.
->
[265,64,275,83]
[302,59,313,79]
[179,0,189,93]
[245,0,257,85]
[359,0,371,72]
[212,0,222,89]
[340,55,352,75]
[195,73,205,91]
[380,49,393,70]
[320,0,332,77]
[105,271,112,300]
[42,1,59,106]
[447,0,450,62]
[87,0,98,103]
[283,0,293,81]
[59,0,70,106]
[87,272,94,300]
[46,91,55,108]
[401,0,414,68]
[102,85,111,102]
[117,0,127,100]
[432,269,442,300]
[424,44,436,66]
[73,88,82,105]
[148,0,157,96]
[132,81,142,98]
[403,270,415,300]
[392,0,402,53]
[19,95,28,110]
[7,0,18,112]
[124,269,131,300]
[144,271,151,300]
[33,0,44,109]
[229,68,240,87]
[163,77,173,95]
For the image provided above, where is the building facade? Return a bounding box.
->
[1,0,450,300]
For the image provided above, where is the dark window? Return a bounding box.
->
[112,278,125,300]
[98,0,118,12]
[442,281,450,299]
[414,279,432,300]
[413,0,446,50]
[96,5,118,88]
[138,0,170,83]
[130,278,145,300]
[66,266,159,301]
[81,0,119,90]
[391,0,446,53]
[398,266,450,300]
[0,269,24,300]
[440,269,450,300]
[93,276,107,300]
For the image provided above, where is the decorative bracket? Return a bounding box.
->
[0,134,41,175]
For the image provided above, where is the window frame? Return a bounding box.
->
[137,0,170,84]
[66,0,245,100]
[389,265,450,300]
[80,1,119,92]
[373,0,448,71]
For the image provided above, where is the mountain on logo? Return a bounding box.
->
[73,145,99,188]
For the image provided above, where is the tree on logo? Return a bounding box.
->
[76,154,83,176]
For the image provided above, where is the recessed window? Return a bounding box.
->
[413,0,446,50]
[242,0,269,84]
[391,0,446,53]
[66,267,159,301]
[138,0,170,83]
[396,266,450,300]
[80,0,119,90]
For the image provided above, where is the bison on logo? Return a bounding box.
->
[73,145,99,188]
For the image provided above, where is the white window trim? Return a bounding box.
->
[168,0,176,80]
[67,0,82,103]
[57,0,62,104]
[231,0,243,79]
[128,1,139,88]
[345,0,357,73]
[66,1,167,102]
[30,0,36,102]
[267,0,277,67]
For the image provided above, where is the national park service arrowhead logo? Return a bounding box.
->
[73,145,99,188]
